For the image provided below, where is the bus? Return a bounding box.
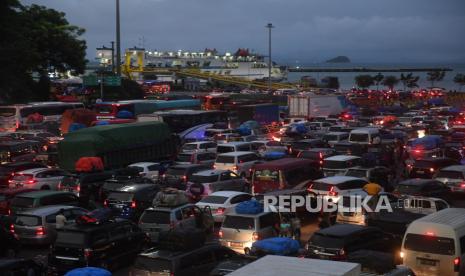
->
[94,99,201,119]
[138,110,228,133]
[0,102,84,132]
[203,94,231,110]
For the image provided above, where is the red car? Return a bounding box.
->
[0,188,37,215]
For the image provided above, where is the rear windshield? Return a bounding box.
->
[140,210,170,224]
[324,159,359,169]
[107,192,134,202]
[199,195,228,204]
[14,215,42,226]
[134,256,172,273]
[404,233,455,255]
[166,168,185,176]
[299,151,320,159]
[292,142,312,150]
[56,231,87,245]
[176,154,193,163]
[0,107,16,117]
[396,184,421,194]
[345,169,367,178]
[254,170,279,182]
[60,176,79,187]
[11,197,34,208]
[12,174,33,181]
[189,174,218,183]
[310,182,331,191]
[436,170,464,179]
[223,216,255,230]
[310,233,345,248]
[414,160,435,168]
[323,134,339,141]
[217,146,234,154]
[350,133,369,142]
[216,156,235,164]
[182,144,198,151]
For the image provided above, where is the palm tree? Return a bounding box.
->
[427,70,446,87]
[373,73,384,91]
[454,74,465,92]
[382,75,399,90]
[354,75,374,89]
[406,75,420,89]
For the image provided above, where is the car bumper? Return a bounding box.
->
[220,240,253,254]
[18,235,52,245]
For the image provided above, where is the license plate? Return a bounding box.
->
[230,242,242,248]
[419,258,437,266]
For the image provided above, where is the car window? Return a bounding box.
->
[436,200,448,211]
[237,145,251,151]
[199,143,208,149]
[147,165,159,171]
[220,172,231,181]
[230,194,252,204]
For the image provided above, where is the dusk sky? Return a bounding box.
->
[22,0,465,64]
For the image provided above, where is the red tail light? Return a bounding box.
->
[454,257,460,272]
[103,200,108,207]
[131,201,137,208]
[233,166,238,171]
[36,226,45,236]
[307,183,314,192]
[76,185,81,193]
[84,248,93,259]
[182,175,187,182]
[10,224,15,234]
[27,179,37,184]
[319,152,323,159]
[218,230,223,238]
[57,182,62,190]
[429,167,435,173]
[216,207,225,215]
[328,186,338,196]
[252,232,260,241]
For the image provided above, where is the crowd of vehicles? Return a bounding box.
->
[3,94,465,275]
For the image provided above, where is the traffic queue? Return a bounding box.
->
[2,98,465,276]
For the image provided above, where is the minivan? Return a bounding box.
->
[175,151,217,167]
[214,152,259,178]
[251,158,322,195]
[348,128,380,145]
[219,211,280,254]
[323,132,350,147]
[401,208,465,276]
[9,191,79,215]
[216,142,253,154]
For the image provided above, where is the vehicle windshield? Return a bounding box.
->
[12,174,33,181]
[345,169,367,178]
[60,176,79,188]
[299,151,321,160]
[107,192,134,202]
[413,160,436,168]
[15,215,41,226]
[11,197,34,208]
[350,133,369,142]
[217,146,234,154]
[324,159,358,169]
[0,107,16,117]
[216,156,235,164]
[310,233,345,248]
[222,216,255,230]
[165,168,185,176]
[176,154,192,163]
[189,174,218,183]
[182,144,198,151]
[56,231,87,245]
[134,256,172,273]
[140,210,170,224]
[436,170,464,179]
[199,195,228,204]
[309,182,332,191]
[404,233,455,255]
[254,170,279,182]
[396,184,422,194]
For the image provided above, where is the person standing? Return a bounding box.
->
[56,209,67,229]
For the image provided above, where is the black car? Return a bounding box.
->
[105,183,160,221]
[161,164,210,190]
[49,218,146,273]
[59,171,114,206]
[130,243,239,276]
[288,139,328,156]
[306,224,394,260]
[408,157,458,179]
[0,259,45,275]
[100,177,155,202]
[394,179,450,198]
[0,222,20,257]
[0,162,47,187]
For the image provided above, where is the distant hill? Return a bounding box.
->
[326,56,351,63]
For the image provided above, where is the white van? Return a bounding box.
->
[323,155,361,177]
[216,142,253,154]
[401,208,465,276]
[214,151,259,178]
[348,128,380,145]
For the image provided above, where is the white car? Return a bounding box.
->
[196,191,253,223]
[323,155,361,176]
[251,140,287,157]
[214,151,260,178]
[128,162,162,179]
[181,141,217,153]
[9,168,68,190]
[307,176,369,203]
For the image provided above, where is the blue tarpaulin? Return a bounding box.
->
[116,110,134,119]
[411,135,443,150]
[236,200,263,214]
[65,267,111,276]
[69,123,86,132]
[252,237,300,256]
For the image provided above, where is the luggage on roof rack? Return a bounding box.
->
[251,237,300,256]
[76,208,114,225]
[152,188,189,207]
[235,200,263,215]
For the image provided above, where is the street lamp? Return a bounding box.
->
[115,0,121,76]
[266,23,274,92]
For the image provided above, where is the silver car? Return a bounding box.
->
[435,165,465,193]
[12,205,88,245]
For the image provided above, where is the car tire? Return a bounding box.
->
[40,185,50,190]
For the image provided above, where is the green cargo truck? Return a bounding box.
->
[58,121,179,171]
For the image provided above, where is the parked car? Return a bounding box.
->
[181,141,217,153]
[322,132,350,147]
[0,223,20,257]
[219,211,280,254]
[434,165,465,193]
[139,203,214,243]
[307,176,369,203]
[105,184,160,220]
[8,167,69,190]
[408,157,458,179]
[196,191,253,223]
[9,191,79,215]
[0,188,37,215]
[296,148,336,166]
[400,196,450,215]
[161,164,211,190]
[12,205,88,245]
[394,179,450,199]
[131,243,239,276]
[0,259,44,275]
[128,161,172,179]
[251,140,287,157]
[49,218,146,273]
[214,152,260,178]
[288,139,328,156]
[0,162,47,188]
[216,142,253,154]
[344,166,392,190]
[323,155,361,177]
[306,224,394,260]
[187,169,249,199]
[58,171,114,205]
[176,151,217,167]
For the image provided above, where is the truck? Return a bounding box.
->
[288,94,346,119]
[57,121,179,171]
[228,255,361,276]
[236,103,279,125]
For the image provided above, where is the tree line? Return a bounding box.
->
[354,71,465,91]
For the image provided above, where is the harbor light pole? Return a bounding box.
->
[115,0,121,76]
[266,23,274,92]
